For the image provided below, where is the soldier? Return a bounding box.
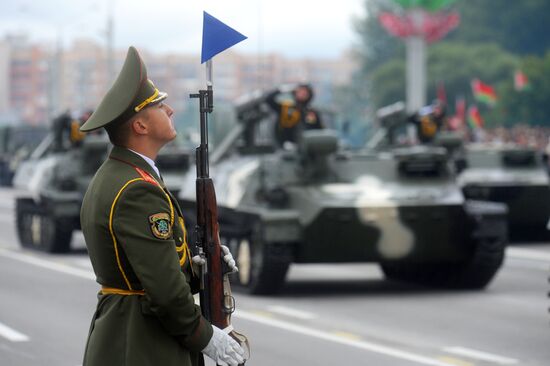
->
[266,83,324,146]
[408,100,447,144]
[79,46,245,366]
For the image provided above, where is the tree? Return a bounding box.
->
[450,0,550,57]
[494,52,550,126]
[368,42,517,116]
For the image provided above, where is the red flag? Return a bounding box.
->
[514,70,529,91]
[467,105,484,129]
[471,79,497,106]
[437,81,447,105]
[448,96,465,130]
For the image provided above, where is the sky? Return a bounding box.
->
[0,0,366,58]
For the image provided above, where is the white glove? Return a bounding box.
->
[202,326,246,366]
[221,245,238,273]
[192,245,238,273]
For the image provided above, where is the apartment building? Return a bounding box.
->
[0,36,356,125]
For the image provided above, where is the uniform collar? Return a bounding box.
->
[128,148,160,178]
[109,145,163,184]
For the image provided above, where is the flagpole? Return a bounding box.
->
[206,59,213,87]
[206,59,214,113]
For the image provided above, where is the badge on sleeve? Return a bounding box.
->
[149,213,172,239]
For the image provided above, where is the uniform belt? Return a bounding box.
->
[101,286,145,296]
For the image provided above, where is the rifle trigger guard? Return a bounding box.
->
[224,295,236,314]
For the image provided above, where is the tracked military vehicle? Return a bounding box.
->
[14,131,110,253]
[178,94,508,295]
[458,143,550,240]
[14,124,191,253]
[0,124,48,186]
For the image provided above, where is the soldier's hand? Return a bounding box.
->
[221,245,238,273]
[191,254,206,275]
[192,246,238,273]
[202,326,246,366]
[191,254,206,266]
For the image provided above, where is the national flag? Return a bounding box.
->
[201,12,247,64]
[447,96,465,130]
[455,96,466,122]
[437,81,447,105]
[467,105,484,129]
[471,79,497,106]
[514,70,530,91]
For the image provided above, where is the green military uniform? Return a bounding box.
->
[80,47,213,366]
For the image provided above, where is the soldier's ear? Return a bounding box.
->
[130,115,149,136]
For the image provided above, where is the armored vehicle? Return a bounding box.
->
[178,94,508,295]
[14,131,110,253]
[0,124,48,186]
[458,143,550,241]
[14,123,191,253]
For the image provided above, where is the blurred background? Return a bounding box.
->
[1,1,550,366]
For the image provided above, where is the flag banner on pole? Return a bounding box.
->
[467,105,484,129]
[471,79,497,106]
[201,11,247,64]
[437,80,447,105]
[448,96,465,130]
[514,70,530,91]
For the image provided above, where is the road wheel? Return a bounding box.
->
[16,198,73,253]
[232,222,290,295]
[381,238,505,289]
[16,199,35,248]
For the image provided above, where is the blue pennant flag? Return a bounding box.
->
[201,11,247,64]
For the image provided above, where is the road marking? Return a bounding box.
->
[266,305,317,320]
[443,346,518,364]
[507,247,550,263]
[235,310,456,366]
[73,258,93,270]
[0,322,29,342]
[332,331,362,341]
[437,356,474,366]
[0,249,95,280]
[0,246,523,366]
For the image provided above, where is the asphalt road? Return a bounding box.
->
[0,187,548,366]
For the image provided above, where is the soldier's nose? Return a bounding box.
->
[165,104,174,117]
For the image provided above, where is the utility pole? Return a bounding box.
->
[405,9,426,114]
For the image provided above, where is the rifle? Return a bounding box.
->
[190,84,250,365]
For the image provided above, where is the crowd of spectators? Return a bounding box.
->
[478,125,550,153]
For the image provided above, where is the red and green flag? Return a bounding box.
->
[514,70,530,91]
[467,105,484,129]
[471,79,497,106]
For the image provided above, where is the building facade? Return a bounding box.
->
[0,36,356,125]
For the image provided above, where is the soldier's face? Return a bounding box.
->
[147,102,177,143]
[294,87,310,103]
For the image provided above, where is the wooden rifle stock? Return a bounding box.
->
[195,177,232,328]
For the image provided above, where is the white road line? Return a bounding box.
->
[235,310,455,366]
[0,248,498,366]
[0,321,29,342]
[443,347,518,365]
[0,249,95,280]
[507,247,550,263]
[266,305,317,320]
